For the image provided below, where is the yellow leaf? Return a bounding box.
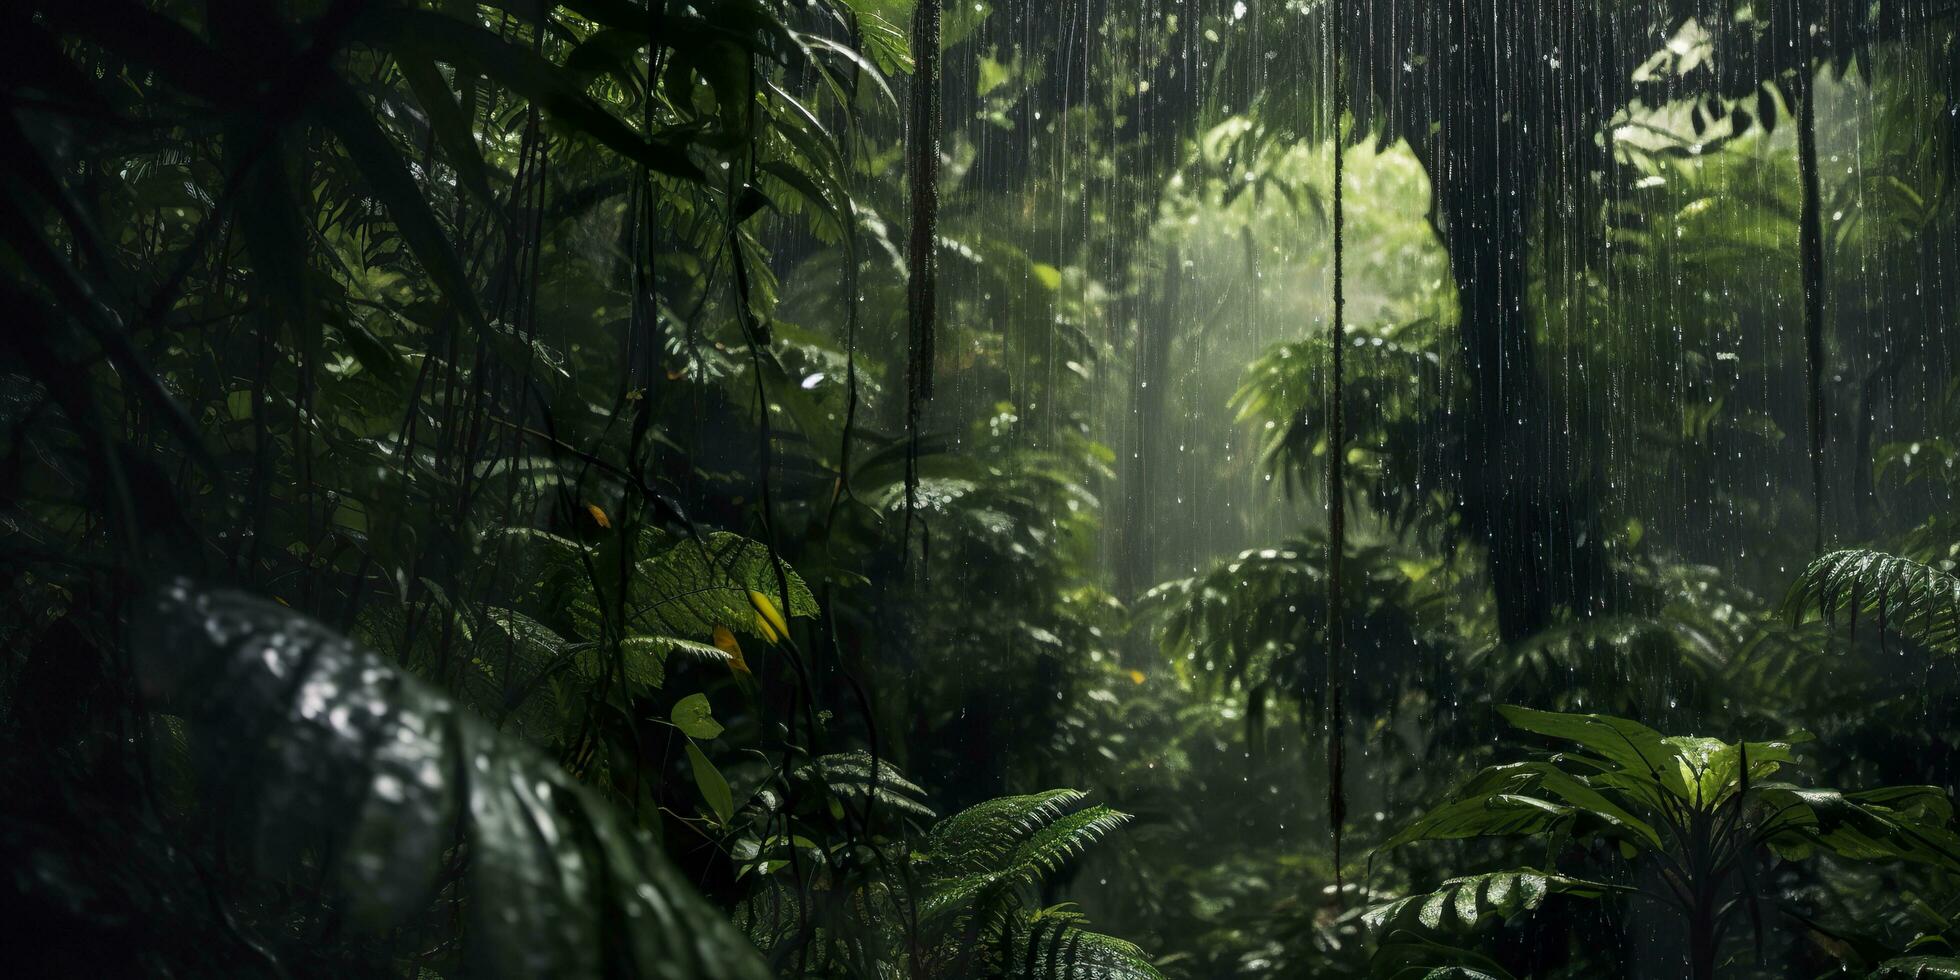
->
[713,626,751,674]
[1127,670,1147,685]
[585,503,611,529]
[748,590,789,643]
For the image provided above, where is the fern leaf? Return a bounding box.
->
[1005,805,1132,887]
[925,789,1087,870]
[794,750,937,818]
[1783,549,1960,652]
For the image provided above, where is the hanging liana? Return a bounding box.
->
[1325,0,1350,899]
[1794,61,1829,555]
[902,0,942,562]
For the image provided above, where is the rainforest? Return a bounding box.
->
[4,1,1960,978]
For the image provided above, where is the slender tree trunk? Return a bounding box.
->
[1794,66,1829,554]
[1418,0,1612,641]
[1117,246,1181,600]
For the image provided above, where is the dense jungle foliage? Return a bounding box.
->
[4,0,1960,977]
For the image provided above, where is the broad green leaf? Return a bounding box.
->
[1660,732,1804,809]
[1380,786,1573,851]
[671,692,723,740]
[1499,706,1679,783]
[686,740,735,824]
[1756,784,1960,871]
[629,531,818,641]
[1371,934,1521,980]
[132,582,772,979]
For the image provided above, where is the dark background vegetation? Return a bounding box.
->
[3,0,1960,977]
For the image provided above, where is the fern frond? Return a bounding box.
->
[1464,613,1726,716]
[925,789,1087,870]
[795,750,937,818]
[1005,805,1132,887]
[1783,549,1960,652]
[1005,914,1166,980]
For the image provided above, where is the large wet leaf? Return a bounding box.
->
[1755,783,1960,871]
[131,580,772,980]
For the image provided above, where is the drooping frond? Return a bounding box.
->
[794,750,937,818]
[1783,549,1960,652]
[1361,870,1626,935]
[1231,332,1456,533]
[130,581,772,980]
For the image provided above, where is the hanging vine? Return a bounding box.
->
[903,0,943,562]
[1325,0,1349,895]
[1795,50,1828,554]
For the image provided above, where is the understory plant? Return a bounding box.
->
[1370,706,1960,979]
[740,785,1161,979]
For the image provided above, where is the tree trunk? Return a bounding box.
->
[1688,899,1718,980]
[1418,1,1612,642]
[1116,245,1181,601]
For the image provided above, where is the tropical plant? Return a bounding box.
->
[739,786,1163,979]
[5,579,773,978]
[1142,532,1456,746]
[1371,706,1960,979]
[1786,548,1960,654]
